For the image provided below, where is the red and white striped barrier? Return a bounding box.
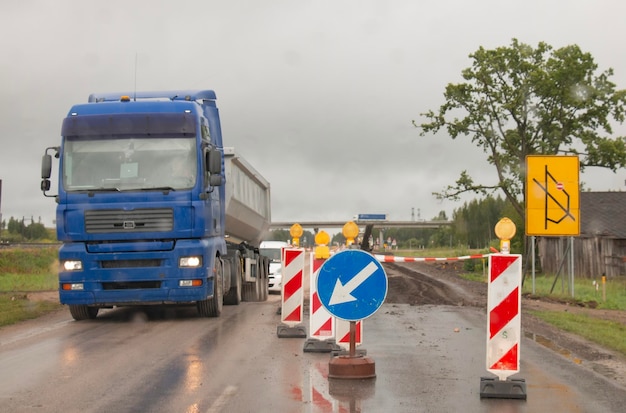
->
[281,248,305,326]
[486,254,522,381]
[309,256,334,339]
[335,319,362,350]
[374,253,489,263]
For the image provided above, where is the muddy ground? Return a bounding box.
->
[384,260,626,387]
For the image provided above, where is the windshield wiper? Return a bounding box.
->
[139,186,176,193]
[85,187,121,196]
[86,187,121,192]
[81,186,176,196]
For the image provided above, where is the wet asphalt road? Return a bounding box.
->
[1,277,625,412]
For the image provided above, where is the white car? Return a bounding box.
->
[260,240,290,293]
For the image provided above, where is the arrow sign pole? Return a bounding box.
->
[329,261,378,305]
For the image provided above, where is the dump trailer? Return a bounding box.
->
[40,90,271,320]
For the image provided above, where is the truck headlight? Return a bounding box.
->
[179,256,202,268]
[63,260,83,271]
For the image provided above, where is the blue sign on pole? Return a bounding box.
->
[316,249,388,321]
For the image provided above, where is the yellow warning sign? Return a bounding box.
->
[526,156,580,236]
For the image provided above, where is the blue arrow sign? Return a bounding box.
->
[316,249,388,321]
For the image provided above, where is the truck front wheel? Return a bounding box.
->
[197,257,223,317]
[69,305,99,321]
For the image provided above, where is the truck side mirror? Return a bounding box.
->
[41,154,52,179]
[41,147,59,197]
[205,148,223,187]
[206,149,222,175]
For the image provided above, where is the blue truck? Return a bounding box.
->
[40,90,271,320]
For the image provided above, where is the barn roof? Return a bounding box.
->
[581,192,626,238]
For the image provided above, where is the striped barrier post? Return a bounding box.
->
[480,253,527,399]
[277,248,306,338]
[303,255,340,352]
[335,319,364,356]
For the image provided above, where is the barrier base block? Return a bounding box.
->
[277,324,307,338]
[303,338,342,353]
[331,348,367,357]
[328,355,376,380]
[479,377,527,400]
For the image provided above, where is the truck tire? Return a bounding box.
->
[197,257,223,317]
[224,252,242,305]
[242,274,259,302]
[69,305,99,321]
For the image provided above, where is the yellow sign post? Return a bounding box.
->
[290,223,304,247]
[525,156,580,236]
[494,217,516,254]
[342,221,359,247]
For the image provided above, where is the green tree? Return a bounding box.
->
[453,196,504,249]
[4,216,51,241]
[25,222,49,240]
[7,217,26,237]
[415,39,626,221]
[264,229,290,242]
[331,232,347,246]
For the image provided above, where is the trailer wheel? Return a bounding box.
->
[242,273,259,302]
[224,252,242,305]
[197,257,223,317]
[69,305,99,321]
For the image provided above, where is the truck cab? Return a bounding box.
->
[40,90,270,320]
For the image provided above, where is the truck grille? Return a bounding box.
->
[101,259,162,268]
[102,281,162,290]
[85,209,174,233]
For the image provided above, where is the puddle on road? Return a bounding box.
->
[524,332,583,364]
[525,331,626,387]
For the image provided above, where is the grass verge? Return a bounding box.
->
[0,247,61,327]
[522,274,626,310]
[0,293,63,327]
[528,309,626,356]
[0,272,58,291]
[440,253,626,357]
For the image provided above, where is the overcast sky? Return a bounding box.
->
[2,0,626,230]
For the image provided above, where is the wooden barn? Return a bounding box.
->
[536,191,626,278]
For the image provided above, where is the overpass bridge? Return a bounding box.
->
[269,220,452,230]
[269,220,452,249]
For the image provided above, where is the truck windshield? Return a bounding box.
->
[63,136,198,191]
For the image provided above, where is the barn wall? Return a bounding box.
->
[537,237,626,278]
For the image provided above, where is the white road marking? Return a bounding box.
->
[205,385,238,413]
